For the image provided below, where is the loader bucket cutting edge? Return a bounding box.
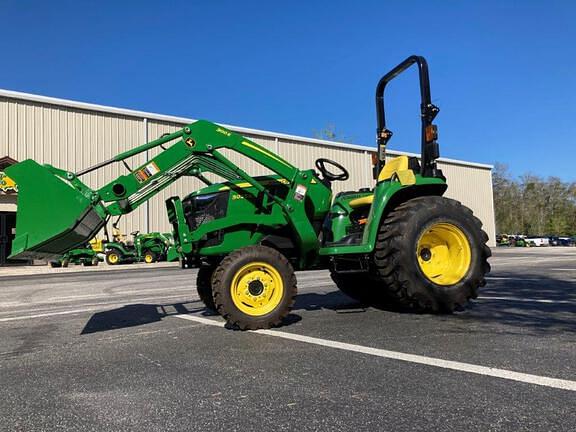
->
[5,160,106,260]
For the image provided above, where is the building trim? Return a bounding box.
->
[0,88,493,170]
[0,156,18,170]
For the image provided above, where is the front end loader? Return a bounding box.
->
[6,55,490,330]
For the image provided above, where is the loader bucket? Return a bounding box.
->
[6,160,106,261]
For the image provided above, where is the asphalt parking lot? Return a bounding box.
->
[1,247,575,431]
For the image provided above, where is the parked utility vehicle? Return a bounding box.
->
[50,245,102,268]
[104,223,175,265]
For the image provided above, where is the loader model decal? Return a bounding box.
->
[134,162,160,183]
[0,171,17,194]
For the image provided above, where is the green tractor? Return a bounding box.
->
[6,55,490,329]
[496,234,511,247]
[50,245,102,268]
[104,222,175,265]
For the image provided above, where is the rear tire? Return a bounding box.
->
[143,250,156,264]
[212,245,297,330]
[196,266,217,311]
[373,196,491,312]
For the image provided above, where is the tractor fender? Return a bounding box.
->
[362,181,447,250]
[105,243,130,256]
[260,234,296,252]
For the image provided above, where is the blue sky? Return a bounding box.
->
[0,1,574,180]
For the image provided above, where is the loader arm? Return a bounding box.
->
[95,121,300,216]
[6,120,313,260]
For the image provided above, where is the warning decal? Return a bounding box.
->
[135,162,160,183]
[294,184,307,201]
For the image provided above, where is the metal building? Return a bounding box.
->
[0,89,496,264]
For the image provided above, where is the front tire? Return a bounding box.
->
[373,196,491,312]
[106,250,121,265]
[143,250,156,264]
[212,245,297,330]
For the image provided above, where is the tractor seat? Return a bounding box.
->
[348,156,416,209]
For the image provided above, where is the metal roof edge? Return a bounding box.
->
[0,88,493,170]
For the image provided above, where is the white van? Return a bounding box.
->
[525,237,550,247]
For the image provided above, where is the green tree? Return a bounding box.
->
[492,163,576,236]
[313,123,353,143]
[492,163,521,234]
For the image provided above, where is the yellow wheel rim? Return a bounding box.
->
[230,262,284,316]
[417,223,472,286]
[144,254,153,264]
[108,253,119,264]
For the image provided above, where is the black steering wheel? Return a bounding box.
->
[315,158,349,182]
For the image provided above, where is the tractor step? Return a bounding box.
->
[331,255,371,274]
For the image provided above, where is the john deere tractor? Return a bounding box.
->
[6,55,490,330]
[104,222,175,265]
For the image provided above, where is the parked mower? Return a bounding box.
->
[104,223,174,265]
[512,236,528,247]
[50,245,102,268]
[7,55,490,330]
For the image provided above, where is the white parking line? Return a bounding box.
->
[0,288,195,308]
[1,289,572,323]
[478,296,573,305]
[0,307,107,322]
[493,256,576,264]
[0,294,195,322]
[174,314,576,392]
[485,276,552,281]
[486,276,576,282]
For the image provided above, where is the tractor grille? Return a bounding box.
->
[183,191,230,231]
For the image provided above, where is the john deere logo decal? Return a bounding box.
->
[0,171,17,194]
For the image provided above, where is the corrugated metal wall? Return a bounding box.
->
[438,160,495,244]
[0,97,147,234]
[0,92,496,246]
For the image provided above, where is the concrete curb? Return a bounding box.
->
[0,261,180,277]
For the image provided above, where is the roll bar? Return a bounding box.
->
[375,55,442,179]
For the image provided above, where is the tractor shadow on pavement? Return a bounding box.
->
[81,301,205,334]
[458,273,576,335]
[295,274,576,335]
[80,300,305,334]
[80,273,575,335]
[293,291,367,313]
[80,291,390,335]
